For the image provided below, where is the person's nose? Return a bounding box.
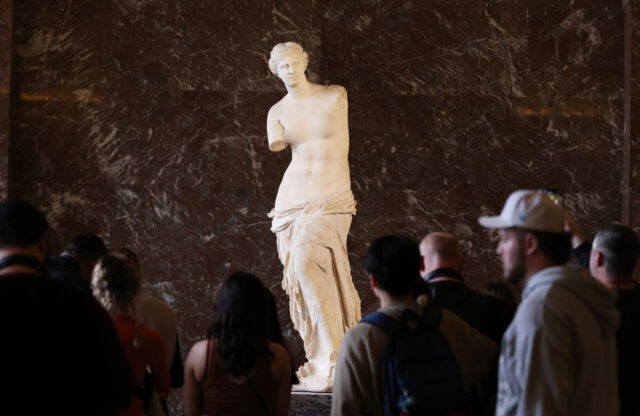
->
[288,65,295,74]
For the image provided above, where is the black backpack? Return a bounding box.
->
[361,308,465,416]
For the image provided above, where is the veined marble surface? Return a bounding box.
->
[6,0,631,412]
[630,3,640,228]
[0,0,10,197]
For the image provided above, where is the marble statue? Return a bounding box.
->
[266,42,361,392]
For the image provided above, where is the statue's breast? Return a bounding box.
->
[281,101,340,144]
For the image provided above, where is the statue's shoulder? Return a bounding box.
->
[268,96,287,116]
[322,85,347,110]
[326,84,347,98]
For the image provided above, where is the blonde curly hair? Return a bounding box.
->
[91,249,141,314]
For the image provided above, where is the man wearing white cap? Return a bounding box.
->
[479,190,619,416]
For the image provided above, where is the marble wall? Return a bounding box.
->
[0,0,11,197]
[4,0,635,412]
[630,0,640,226]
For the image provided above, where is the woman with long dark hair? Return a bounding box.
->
[183,272,292,416]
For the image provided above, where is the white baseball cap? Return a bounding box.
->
[478,190,565,232]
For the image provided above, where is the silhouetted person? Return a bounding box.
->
[50,232,107,295]
[419,232,515,415]
[581,224,640,416]
[183,272,292,416]
[0,199,134,414]
[420,232,514,344]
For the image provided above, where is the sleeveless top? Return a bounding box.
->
[202,340,278,416]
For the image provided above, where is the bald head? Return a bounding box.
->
[419,232,463,278]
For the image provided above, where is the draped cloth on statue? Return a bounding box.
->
[268,190,361,389]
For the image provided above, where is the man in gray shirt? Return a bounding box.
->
[478,190,619,416]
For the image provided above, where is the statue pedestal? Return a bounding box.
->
[290,391,332,415]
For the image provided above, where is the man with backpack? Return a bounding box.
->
[331,234,498,416]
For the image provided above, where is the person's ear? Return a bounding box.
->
[523,233,539,256]
[594,250,605,268]
[369,274,379,289]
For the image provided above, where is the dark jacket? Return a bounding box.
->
[573,240,640,416]
[420,268,515,416]
[425,268,514,345]
[50,254,91,295]
[0,272,134,413]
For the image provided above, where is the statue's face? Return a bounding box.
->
[276,52,307,88]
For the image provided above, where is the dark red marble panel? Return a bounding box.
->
[629,2,640,230]
[0,0,11,197]
[321,0,623,98]
[9,1,628,412]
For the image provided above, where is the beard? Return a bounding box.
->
[504,246,526,286]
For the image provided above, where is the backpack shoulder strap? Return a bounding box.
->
[361,311,400,337]
[421,307,443,333]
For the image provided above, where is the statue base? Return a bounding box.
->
[290,391,332,415]
[292,377,333,393]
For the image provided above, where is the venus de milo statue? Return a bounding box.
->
[266,42,361,392]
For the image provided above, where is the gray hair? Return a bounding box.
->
[595,224,640,277]
[268,42,308,74]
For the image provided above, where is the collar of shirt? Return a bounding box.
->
[424,267,464,283]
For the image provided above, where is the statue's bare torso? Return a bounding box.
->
[267,84,351,208]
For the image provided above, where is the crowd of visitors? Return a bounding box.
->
[1,189,638,416]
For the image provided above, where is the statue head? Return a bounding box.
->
[269,42,308,74]
[269,42,309,88]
